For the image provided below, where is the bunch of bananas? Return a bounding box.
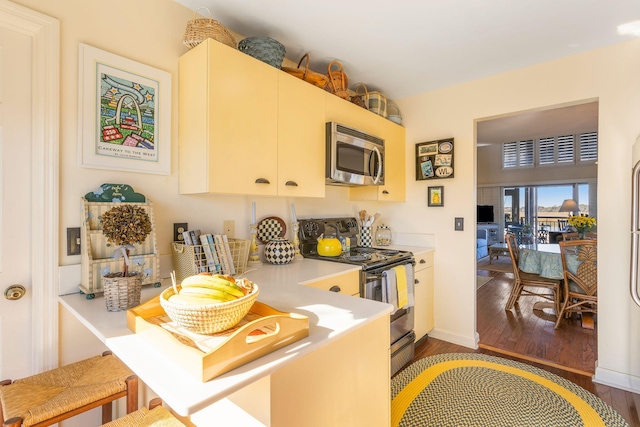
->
[169,273,254,305]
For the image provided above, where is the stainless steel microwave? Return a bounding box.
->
[325,122,385,186]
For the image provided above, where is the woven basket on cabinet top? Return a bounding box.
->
[183,7,236,50]
[238,37,286,69]
[282,53,328,88]
[355,83,388,118]
[325,61,350,100]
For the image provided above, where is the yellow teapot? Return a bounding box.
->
[317,234,342,257]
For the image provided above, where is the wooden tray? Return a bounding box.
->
[127,295,309,382]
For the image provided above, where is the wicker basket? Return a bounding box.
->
[103,273,142,312]
[183,7,236,50]
[160,284,259,334]
[238,37,286,69]
[171,239,250,282]
[281,53,328,89]
[354,83,387,118]
[325,61,350,100]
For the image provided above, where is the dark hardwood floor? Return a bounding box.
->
[404,268,640,426]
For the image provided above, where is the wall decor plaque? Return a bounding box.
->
[416,138,454,181]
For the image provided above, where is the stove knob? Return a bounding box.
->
[329,286,341,293]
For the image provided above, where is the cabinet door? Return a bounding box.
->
[325,92,379,135]
[277,73,326,197]
[413,250,434,341]
[179,40,279,195]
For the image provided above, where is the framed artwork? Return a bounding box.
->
[428,186,444,207]
[78,43,171,175]
[416,138,454,180]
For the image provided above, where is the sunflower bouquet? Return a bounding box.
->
[567,216,596,235]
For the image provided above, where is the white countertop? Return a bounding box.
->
[58,258,392,416]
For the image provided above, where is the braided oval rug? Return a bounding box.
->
[391,353,628,427]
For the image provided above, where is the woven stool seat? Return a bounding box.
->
[102,401,186,426]
[0,352,138,427]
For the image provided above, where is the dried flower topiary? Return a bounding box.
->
[101,204,151,276]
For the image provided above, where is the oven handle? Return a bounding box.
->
[364,259,415,278]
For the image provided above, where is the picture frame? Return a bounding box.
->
[78,43,171,175]
[416,138,454,180]
[428,186,444,207]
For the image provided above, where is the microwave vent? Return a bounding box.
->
[335,123,384,146]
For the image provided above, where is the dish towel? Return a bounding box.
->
[382,265,415,313]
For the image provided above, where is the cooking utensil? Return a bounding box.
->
[317,233,342,257]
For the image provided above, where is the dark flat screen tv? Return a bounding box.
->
[477,205,494,223]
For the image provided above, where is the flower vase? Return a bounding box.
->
[102,273,142,312]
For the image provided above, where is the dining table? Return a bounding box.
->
[517,243,594,329]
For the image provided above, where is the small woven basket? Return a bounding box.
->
[325,61,350,100]
[387,103,402,125]
[282,53,328,88]
[238,37,286,69]
[103,273,142,312]
[160,284,259,334]
[355,83,388,118]
[183,7,236,50]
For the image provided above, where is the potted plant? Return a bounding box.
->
[100,204,152,311]
[568,215,597,239]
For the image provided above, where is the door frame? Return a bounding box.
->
[0,1,60,373]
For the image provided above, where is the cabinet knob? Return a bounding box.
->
[414,279,420,284]
[382,190,389,194]
[329,285,341,293]
[419,259,426,264]
[285,181,298,187]
[255,178,270,184]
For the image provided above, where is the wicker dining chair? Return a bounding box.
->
[504,232,562,314]
[554,239,598,329]
[563,232,597,241]
[0,351,138,427]
[102,398,186,426]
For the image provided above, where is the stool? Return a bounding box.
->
[102,398,186,426]
[0,351,137,426]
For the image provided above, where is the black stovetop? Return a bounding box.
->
[298,217,413,270]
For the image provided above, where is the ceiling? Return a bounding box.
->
[175,1,633,141]
[176,0,640,101]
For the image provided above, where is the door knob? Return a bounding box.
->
[5,284,26,300]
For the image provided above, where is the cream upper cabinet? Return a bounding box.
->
[277,72,326,197]
[325,93,406,202]
[413,249,434,341]
[179,39,325,197]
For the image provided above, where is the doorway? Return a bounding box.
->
[475,100,598,373]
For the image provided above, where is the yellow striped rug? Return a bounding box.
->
[391,353,628,427]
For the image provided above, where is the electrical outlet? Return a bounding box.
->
[454,217,464,231]
[223,220,235,238]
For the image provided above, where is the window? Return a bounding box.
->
[503,140,534,168]
[503,132,597,168]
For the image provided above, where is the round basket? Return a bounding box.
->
[182,8,236,50]
[160,284,259,334]
[238,37,286,69]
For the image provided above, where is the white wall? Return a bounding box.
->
[396,39,640,391]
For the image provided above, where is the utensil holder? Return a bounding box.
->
[360,226,372,248]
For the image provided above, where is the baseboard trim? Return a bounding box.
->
[428,329,478,349]
[478,343,594,377]
[594,364,640,394]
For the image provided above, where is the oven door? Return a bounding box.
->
[362,262,415,344]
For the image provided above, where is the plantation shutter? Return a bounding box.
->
[579,132,598,162]
[503,142,517,168]
[557,135,574,163]
[519,140,534,167]
[538,137,555,165]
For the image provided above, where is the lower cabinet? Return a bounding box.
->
[413,250,434,341]
[301,270,360,296]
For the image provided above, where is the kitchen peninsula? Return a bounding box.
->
[59,259,393,426]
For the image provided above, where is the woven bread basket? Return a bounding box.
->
[325,61,350,100]
[160,284,259,334]
[282,53,328,88]
[238,37,286,69]
[183,8,236,50]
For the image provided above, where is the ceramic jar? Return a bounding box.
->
[264,238,295,265]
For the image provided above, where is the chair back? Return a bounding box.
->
[505,232,521,278]
[562,232,580,241]
[558,219,569,230]
[558,239,597,296]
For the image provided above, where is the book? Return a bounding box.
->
[205,234,222,273]
[221,234,236,275]
[213,234,230,275]
[182,230,193,245]
[189,229,206,272]
[199,234,217,273]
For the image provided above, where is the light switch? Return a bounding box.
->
[454,217,464,231]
